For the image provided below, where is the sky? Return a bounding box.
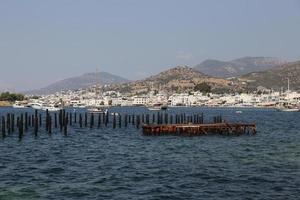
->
[0,0,300,91]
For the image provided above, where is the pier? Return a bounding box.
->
[142,123,256,136]
[0,109,256,140]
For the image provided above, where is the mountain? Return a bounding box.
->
[27,72,130,95]
[194,57,287,78]
[240,61,300,91]
[109,66,240,94]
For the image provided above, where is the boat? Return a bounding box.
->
[42,105,61,112]
[235,110,243,114]
[147,103,168,111]
[87,107,108,114]
[276,106,299,112]
[12,101,27,108]
[29,102,43,110]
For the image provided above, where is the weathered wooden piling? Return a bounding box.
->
[48,115,52,134]
[34,110,38,136]
[54,113,57,128]
[79,113,83,128]
[90,113,94,128]
[113,113,116,129]
[98,113,101,128]
[85,113,88,127]
[118,114,122,128]
[25,112,28,131]
[1,116,5,137]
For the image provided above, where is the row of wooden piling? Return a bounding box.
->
[1,109,210,139]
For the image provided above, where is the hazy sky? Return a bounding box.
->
[1,0,300,91]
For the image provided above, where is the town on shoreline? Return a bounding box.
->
[4,85,300,111]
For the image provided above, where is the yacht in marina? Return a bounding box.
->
[12,101,27,108]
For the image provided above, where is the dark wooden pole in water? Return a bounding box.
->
[118,114,122,128]
[11,114,15,133]
[98,113,101,128]
[7,113,11,134]
[74,113,77,124]
[48,115,52,134]
[132,115,135,125]
[124,114,128,127]
[69,113,72,126]
[85,113,88,127]
[105,113,108,127]
[18,114,24,139]
[113,113,116,129]
[64,114,68,135]
[31,115,34,127]
[34,110,38,136]
[39,113,42,127]
[54,113,57,128]
[28,115,31,130]
[25,112,28,131]
[79,113,82,128]
[45,109,49,131]
[1,116,5,137]
[90,113,94,128]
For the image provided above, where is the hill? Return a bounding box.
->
[240,61,300,91]
[109,66,240,94]
[27,72,130,95]
[194,57,286,78]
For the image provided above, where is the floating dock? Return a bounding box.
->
[142,123,256,136]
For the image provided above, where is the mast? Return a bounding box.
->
[95,67,100,97]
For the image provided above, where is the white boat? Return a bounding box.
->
[147,104,168,111]
[42,106,61,112]
[276,107,299,112]
[29,102,43,110]
[87,107,108,114]
[12,101,26,108]
[73,103,86,108]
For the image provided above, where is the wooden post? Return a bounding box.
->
[48,115,52,134]
[90,113,94,128]
[132,115,135,125]
[113,113,116,129]
[1,116,5,137]
[64,115,68,135]
[54,113,57,128]
[69,113,72,126]
[85,113,88,127]
[118,114,122,128]
[98,113,101,128]
[39,113,42,127]
[124,114,128,127]
[34,110,38,136]
[25,112,28,131]
[79,113,82,128]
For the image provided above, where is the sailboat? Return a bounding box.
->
[276,78,299,112]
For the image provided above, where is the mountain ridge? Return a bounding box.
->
[26,72,130,95]
[240,61,300,91]
[194,56,287,78]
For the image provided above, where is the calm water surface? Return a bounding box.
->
[0,107,299,200]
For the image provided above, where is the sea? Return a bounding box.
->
[0,107,299,200]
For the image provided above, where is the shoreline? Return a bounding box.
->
[0,101,12,107]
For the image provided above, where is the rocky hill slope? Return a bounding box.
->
[27,72,130,95]
[194,57,287,78]
[240,61,300,91]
